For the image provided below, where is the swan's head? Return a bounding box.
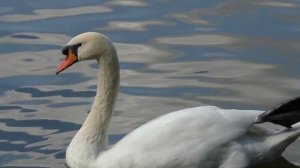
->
[56,32,113,74]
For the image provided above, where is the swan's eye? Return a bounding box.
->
[77,43,82,55]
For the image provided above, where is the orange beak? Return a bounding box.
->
[56,49,78,74]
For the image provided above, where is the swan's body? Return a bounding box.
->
[56,32,300,168]
[93,107,278,168]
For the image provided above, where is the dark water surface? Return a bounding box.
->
[1,0,300,167]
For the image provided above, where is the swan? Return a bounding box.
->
[56,32,300,168]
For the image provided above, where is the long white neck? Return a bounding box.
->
[81,49,119,147]
[66,44,119,168]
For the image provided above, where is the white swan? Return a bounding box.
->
[56,32,300,168]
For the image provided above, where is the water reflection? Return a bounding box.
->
[0,73,91,96]
[0,105,36,113]
[15,87,95,98]
[107,0,148,7]
[156,34,238,46]
[0,0,300,167]
[99,20,173,31]
[0,5,112,22]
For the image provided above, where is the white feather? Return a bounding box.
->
[60,32,300,168]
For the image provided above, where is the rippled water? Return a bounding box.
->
[1,0,300,167]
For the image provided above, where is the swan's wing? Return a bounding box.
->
[96,106,263,168]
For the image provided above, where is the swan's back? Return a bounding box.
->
[93,106,263,168]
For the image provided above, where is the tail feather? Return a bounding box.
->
[255,96,300,128]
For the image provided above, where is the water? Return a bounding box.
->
[1,0,300,167]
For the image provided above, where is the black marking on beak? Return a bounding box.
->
[62,45,69,55]
[61,43,82,56]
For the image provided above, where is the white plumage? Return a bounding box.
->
[94,107,263,168]
[56,32,300,168]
